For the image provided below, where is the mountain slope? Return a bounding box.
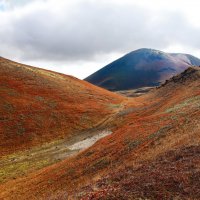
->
[79,67,200,199]
[85,48,200,91]
[0,57,124,157]
[1,67,200,199]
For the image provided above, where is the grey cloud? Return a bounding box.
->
[0,0,200,63]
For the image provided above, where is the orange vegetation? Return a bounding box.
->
[0,57,124,157]
[0,62,200,199]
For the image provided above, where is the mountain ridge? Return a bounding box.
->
[85,48,200,91]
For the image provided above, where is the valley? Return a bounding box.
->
[0,57,200,200]
[1,0,200,199]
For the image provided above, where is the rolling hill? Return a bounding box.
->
[0,57,124,157]
[1,66,200,200]
[85,48,200,91]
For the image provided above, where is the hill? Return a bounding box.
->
[1,67,199,199]
[85,48,200,91]
[0,57,124,157]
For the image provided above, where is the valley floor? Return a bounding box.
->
[0,129,112,184]
[1,67,200,200]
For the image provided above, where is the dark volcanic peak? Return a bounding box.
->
[129,48,165,55]
[85,48,200,91]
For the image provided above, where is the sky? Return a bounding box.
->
[0,0,200,79]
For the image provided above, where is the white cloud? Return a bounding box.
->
[24,52,123,79]
[0,0,200,78]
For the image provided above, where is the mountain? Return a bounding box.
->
[85,48,200,91]
[1,67,200,200]
[0,57,124,157]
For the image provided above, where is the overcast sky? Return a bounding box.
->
[0,0,200,79]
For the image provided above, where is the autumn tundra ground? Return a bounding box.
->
[0,57,200,200]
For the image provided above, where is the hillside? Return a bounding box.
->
[0,57,124,157]
[85,48,200,91]
[1,67,199,199]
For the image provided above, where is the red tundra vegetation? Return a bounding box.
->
[0,57,124,157]
[0,57,200,200]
